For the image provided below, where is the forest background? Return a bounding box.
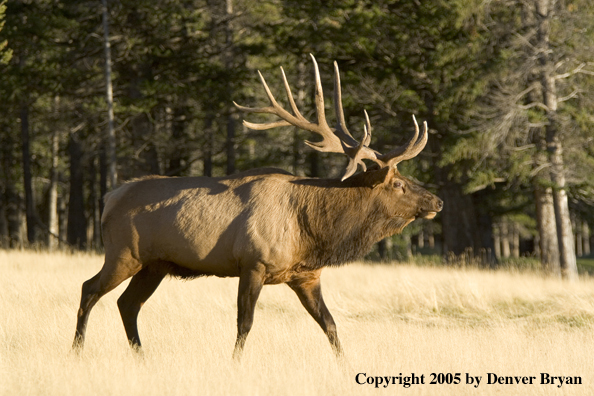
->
[0,0,593,279]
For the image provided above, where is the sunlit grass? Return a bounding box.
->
[1,249,593,395]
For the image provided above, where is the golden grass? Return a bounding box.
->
[1,249,593,395]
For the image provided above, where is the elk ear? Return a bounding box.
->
[358,166,393,188]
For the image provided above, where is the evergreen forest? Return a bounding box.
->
[1,0,593,278]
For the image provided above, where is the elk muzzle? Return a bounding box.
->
[417,194,443,219]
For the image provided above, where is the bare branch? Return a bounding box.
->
[557,89,581,103]
[518,102,549,111]
[530,162,552,177]
[555,62,594,79]
[513,83,538,103]
[465,178,506,194]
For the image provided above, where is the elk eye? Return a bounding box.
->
[393,181,403,189]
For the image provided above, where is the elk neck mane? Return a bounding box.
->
[288,176,410,268]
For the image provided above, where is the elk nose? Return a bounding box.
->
[436,198,444,211]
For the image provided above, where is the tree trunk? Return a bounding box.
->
[99,145,107,218]
[88,155,101,249]
[20,103,37,245]
[57,183,67,245]
[512,222,520,258]
[131,113,160,176]
[5,185,22,248]
[574,217,583,257]
[226,111,236,175]
[307,151,320,177]
[549,146,577,279]
[0,182,6,246]
[102,0,117,190]
[533,128,561,273]
[417,229,425,249]
[48,125,60,250]
[0,143,8,246]
[225,0,236,175]
[535,185,561,275]
[377,237,393,262]
[527,82,560,273]
[535,0,577,280]
[583,222,591,256]
[292,60,307,176]
[203,114,215,177]
[438,181,480,255]
[472,189,497,266]
[2,133,22,248]
[67,133,87,250]
[167,105,188,176]
[493,224,501,260]
[404,234,412,258]
[500,221,511,259]
[427,227,435,249]
[534,233,541,258]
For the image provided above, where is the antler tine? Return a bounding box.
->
[339,121,379,181]
[232,96,292,130]
[333,61,357,145]
[258,70,281,109]
[280,67,306,121]
[360,123,371,171]
[363,110,372,147]
[310,54,329,134]
[233,70,304,131]
[402,116,428,161]
[377,115,428,167]
[331,63,382,179]
[302,54,353,153]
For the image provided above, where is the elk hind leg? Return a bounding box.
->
[73,255,141,351]
[287,274,343,357]
[117,265,165,351]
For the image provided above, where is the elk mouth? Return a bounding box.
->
[417,197,443,219]
[418,210,438,219]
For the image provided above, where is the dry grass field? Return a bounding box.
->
[1,249,594,395]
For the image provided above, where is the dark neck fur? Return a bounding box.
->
[290,178,408,268]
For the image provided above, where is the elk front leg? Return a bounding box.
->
[287,272,343,357]
[233,264,265,360]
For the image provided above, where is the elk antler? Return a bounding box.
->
[375,115,428,168]
[235,55,429,180]
[234,54,381,181]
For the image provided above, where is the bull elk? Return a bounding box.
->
[73,55,443,358]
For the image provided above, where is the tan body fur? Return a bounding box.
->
[102,169,305,283]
